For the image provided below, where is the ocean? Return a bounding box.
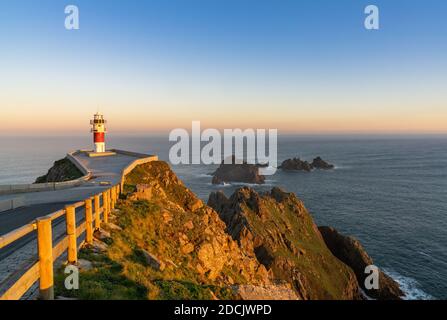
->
[1,135,446,299]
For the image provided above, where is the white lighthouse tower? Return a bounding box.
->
[90,113,107,153]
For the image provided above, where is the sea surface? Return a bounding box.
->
[1,135,446,299]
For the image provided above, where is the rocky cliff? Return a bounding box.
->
[208,187,360,300]
[318,226,404,300]
[55,160,401,300]
[56,161,299,300]
[35,158,83,183]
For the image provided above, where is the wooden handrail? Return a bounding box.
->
[0,184,121,300]
[0,223,37,250]
[0,262,40,300]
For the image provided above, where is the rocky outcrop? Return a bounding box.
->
[64,160,399,300]
[35,158,83,183]
[211,156,265,185]
[311,157,334,170]
[279,158,313,172]
[113,161,290,299]
[208,187,361,300]
[140,249,166,271]
[279,156,334,171]
[318,226,404,300]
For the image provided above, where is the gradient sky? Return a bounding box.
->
[0,0,446,134]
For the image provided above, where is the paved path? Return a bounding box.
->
[0,152,137,207]
[0,152,148,295]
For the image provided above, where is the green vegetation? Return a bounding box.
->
[247,195,356,299]
[54,193,238,300]
[55,249,147,300]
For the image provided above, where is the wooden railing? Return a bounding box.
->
[0,184,121,300]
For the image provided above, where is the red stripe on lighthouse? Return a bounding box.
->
[94,132,105,143]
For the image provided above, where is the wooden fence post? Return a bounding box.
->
[94,194,101,230]
[107,189,111,211]
[85,198,93,244]
[37,217,54,300]
[111,188,114,209]
[111,187,115,210]
[65,205,77,264]
[102,191,109,224]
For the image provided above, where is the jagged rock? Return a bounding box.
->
[233,283,299,300]
[181,243,195,254]
[129,183,167,201]
[188,199,203,211]
[318,226,404,300]
[211,156,265,185]
[197,242,228,280]
[92,240,108,253]
[279,156,334,171]
[141,250,165,271]
[113,160,394,300]
[311,157,334,169]
[94,229,111,241]
[279,158,313,172]
[208,186,361,300]
[105,222,122,231]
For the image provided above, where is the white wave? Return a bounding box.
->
[417,251,432,258]
[382,268,435,300]
[229,181,278,187]
[209,181,275,188]
[334,165,351,170]
[197,173,213,178]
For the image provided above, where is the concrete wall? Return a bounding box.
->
[111,149,155,159]
[0,149,157,196]
[66,151,91,177]
[0,197,25,213]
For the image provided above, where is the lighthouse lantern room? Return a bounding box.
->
[90,113,107,153]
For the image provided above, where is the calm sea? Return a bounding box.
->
[1,135,446,299]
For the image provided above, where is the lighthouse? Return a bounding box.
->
[90,113,107,153]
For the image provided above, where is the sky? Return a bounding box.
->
[0,0,446,135]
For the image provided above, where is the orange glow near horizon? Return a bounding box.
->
[2,109,447,135]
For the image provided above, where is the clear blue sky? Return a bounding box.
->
[0,0,446,134]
